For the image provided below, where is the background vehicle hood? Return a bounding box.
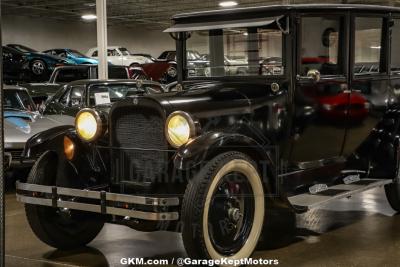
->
[4,112,74,148]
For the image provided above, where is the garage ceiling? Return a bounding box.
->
[2,0,398,29]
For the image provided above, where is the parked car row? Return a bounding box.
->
[2,44,179,84]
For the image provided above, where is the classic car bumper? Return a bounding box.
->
[15,181,179,221]
[5,148,34,168]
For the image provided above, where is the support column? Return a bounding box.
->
[0,0,5,264]
[96,0,108,79]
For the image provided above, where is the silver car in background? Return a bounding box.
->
[4,85,74,170]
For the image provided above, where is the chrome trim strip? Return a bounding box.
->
[57,187,101,199]
[16,181,52,194]
[107,207,179,221]
[106,192,180,206]
[16,195,179,221]
[16,181,179,206]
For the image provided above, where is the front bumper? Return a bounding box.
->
[16,181,179,221]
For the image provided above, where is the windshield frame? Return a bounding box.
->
[183,26,286,80]
[69,49,88,58]
[118,47,131,56]
[4,89,38,112]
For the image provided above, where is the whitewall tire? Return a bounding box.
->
[182,151,265,264]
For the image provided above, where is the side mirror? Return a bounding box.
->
[306,69,321,83]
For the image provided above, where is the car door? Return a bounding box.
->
[291,14,349,164]
[343,15,391,156]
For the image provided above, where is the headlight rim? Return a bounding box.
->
[165,111,197,148]
[75,108,104,142]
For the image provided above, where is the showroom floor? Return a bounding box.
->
[4,186,400,267]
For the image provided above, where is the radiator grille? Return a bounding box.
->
[111,106,168,185]
[6,149,23,162]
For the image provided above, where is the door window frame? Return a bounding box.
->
[296,12,350,82]
[389,15,400,76]
[350,13,390,81]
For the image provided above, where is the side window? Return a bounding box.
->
[354,17,383,75]
[92,50,98,57]
[300,16,344,76]
[107,49,119,56]
[391,18,400,73]
[70,86,84,107]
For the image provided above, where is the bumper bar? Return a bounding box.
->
[16,181,179,221]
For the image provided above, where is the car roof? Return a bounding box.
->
[172,4,400,22]
[88,46,123,50]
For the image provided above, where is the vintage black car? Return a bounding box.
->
[43,79,164,117]
[15,4,400,262]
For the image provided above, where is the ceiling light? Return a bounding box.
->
[219,1,238,7]
[370,46,381,49]
[81,14,97,21]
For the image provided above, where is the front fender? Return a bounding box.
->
[23,125,75,160]
[174,132,273,171]
[23,125,108,184]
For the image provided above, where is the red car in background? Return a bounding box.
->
[303,81,369,123]
[140,51,178,84]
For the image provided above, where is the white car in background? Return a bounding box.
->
[86,46,151,67]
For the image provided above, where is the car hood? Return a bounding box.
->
[132,80,259,119]
[4,111,74,148]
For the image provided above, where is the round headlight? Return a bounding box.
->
[165,111,196,148]
[75,109,104,142]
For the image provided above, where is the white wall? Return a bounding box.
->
[1,15,174,58]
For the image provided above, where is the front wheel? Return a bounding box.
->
[30,59,47,76]
[25,151,104,250]
[182,152,265,262]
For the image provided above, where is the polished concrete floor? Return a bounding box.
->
[5,186,400,267]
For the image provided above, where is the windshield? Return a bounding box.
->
[4,90,37,112]
[10,44,37,53]
[119,47,131,56]
[69,50,87,58]
[187,51,202,60]
[88,83,162,106]
[185,22,284,77]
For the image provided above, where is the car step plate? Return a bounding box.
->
[288,178,392,210]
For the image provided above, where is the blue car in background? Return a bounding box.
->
[6,44,75,79]
[43,48,98,65]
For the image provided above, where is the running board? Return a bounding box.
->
[288,178,392,210]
